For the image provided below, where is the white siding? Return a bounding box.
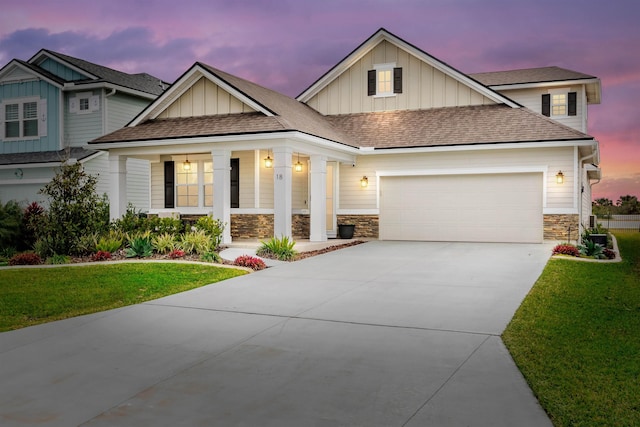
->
[339,147,576,211]
[82,152,109,197]
[106,93,150,132]
[150,160,165,210]
[496,86,586,132]
[305,40,495,115]
[158,77,256,118]
[126,158,150,212]
[64,91,102,146]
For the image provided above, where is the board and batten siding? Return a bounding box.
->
[496,86,586,133]
[0,80,59,153]
[158,77,256,119]
[339,147,576,211]
[38,58,86,81]
[305,40,495,115]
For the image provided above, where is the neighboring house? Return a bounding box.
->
[89,28,601,244]
[0,50,166,209]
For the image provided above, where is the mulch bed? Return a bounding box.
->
[68,240,366,265]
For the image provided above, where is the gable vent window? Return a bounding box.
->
[69,92,99,115]
[542,91,576,117]
[368,64,402,97]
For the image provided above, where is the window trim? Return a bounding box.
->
[69,92,99,115]
[1,97,42,141]
[372,63,397,98]
[543,90,577,118]
[174,159,213,208]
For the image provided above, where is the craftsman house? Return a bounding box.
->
[89,28,601,244]
[0,50,166,208]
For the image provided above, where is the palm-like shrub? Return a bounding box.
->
[179,229,213,255]
[152,232,176,254]
[256,236,297,261]
[578,240,605,259]
[194,215,225,249]
[96,230,124,253]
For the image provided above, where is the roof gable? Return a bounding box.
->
[27,49,166,96]
[297,28,518,110]
[0,59,64,87]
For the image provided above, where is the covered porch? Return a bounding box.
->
[104,135,358,243]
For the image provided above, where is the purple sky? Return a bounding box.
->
[1,0,638,202]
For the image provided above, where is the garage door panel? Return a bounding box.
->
[380,173,543,243]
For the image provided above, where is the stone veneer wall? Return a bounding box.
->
[337,215,379,238]
[543,214,579,241]
[230,214,273,239]
[292,214,310,239]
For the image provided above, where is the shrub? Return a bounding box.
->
[0,200,24,250]
[234,255,266,270]
[149,216,184,236]
[125,237,153,258]
[91,251,112,262]
[194,215,225,248]
[168,249,185,259]
[9,252,42,266]
[552,244,580,257]
[200,251,221,263]
[256,236,297,261]
[95,233,124,253]
[152,232,176,254]
[180,229,213,255]
[578,240,606,259]
[46,254,71,264]
[37,162,109,255]
[23,201,45,248]
[603,248,616,260]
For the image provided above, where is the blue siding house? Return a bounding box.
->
[0,50,166,209]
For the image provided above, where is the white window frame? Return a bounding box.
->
[174,159,213,210]
[373,62,397,98]
[69,92,99,115]
[549,89,568,118]
[1,97,41,141]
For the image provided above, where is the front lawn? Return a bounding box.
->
[0,262,246,332]
[503,232,640,426]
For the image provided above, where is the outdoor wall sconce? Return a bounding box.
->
[556,170,564,184]
[264,150,273,168]
[183,155,191,171]
[360,176,368,187]
[294,152,303,172]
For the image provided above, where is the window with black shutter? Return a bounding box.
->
[164,161,175,208]
[367,65,402,97]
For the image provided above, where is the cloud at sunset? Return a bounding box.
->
[0,0,638,201]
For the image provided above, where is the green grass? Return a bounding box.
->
[0,262,247,332]
[503,232,640,426]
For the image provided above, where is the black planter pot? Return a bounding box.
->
[338,224,355,239]
[588,234,607,246]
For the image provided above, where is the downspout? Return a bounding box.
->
[578,142,599,235]
[104,88,117,135]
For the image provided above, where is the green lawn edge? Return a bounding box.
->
[503,232,640,426]
[0,262,247,332]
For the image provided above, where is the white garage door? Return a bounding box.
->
[379,173,543,243]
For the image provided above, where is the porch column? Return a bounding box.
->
[108,154,127,221]
[273,146,292,239]
[309,155,327,242]
[212,149,232,244]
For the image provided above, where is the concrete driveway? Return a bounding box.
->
[0,241,554,426]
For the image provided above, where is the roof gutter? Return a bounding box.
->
[62,82,157,100]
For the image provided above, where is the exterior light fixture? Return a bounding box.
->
[264,150,273,168]
[556,170,564,184]
[183,155,191,171]
[360,176,368,187]
[294,152,303,172]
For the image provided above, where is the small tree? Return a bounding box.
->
[0,200,23,250]
[37,161,109,255]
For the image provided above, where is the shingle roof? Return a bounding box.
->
[469,66,597,87]
[92,103,592,149]
[324,105,592,149]
[0,147,98,166]
[42,50,167,96]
